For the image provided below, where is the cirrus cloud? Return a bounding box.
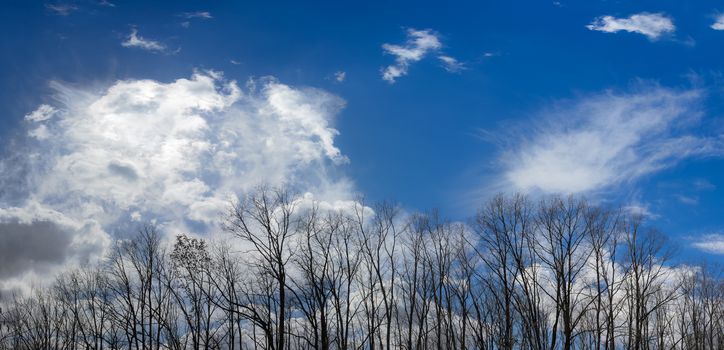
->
[495,85,722,194]
[691,233,724,255]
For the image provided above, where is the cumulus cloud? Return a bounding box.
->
[497,85,722,194]
[1,71,355,289]
[334,71,346,82]
[691,234,724,254]
[121,28,167,52]
[587,13,675,40]
[711,14,724,30]
[382,28,442,83]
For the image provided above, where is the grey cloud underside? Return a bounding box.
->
[108,161,139,181]
[0,220,74,279]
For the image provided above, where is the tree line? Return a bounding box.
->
[0,188,722,349]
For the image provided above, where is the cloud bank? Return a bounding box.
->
[587,13,675,40]
[0,71,354,290]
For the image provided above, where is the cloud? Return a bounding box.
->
[24,104,57,122]
[676,194,698,205]
[121,28,167,52]
[623,203,658,219]
[0,202,110,291]
[711,14,724,30]
[691,234,724,254]
[381,28,442,83]
[438,55,465,72]
[693,178,715,190]
[46,3,78,16]
[183,11,213,19]
[334,71,346,82]
[1,71,355,288]
[586,13,675,40]
[496,85,722,194]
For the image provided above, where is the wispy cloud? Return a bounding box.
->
[121,28,167,52]
[587,12,675,40]
[182,11,213,19]
[676,194,699,205]
[623,203,659,219]
[711,14,724,30]
[334,71,346,82]
[494,84,722,194]
[691,234,724,254]
[438,55,465,72]
[24,104,57,122]
[46,3,78,16]
[381,28,442,83]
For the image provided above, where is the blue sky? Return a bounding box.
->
[1,0,723,285]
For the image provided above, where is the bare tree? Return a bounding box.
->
[223,185,298,350]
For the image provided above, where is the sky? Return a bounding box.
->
[1,0,723,290]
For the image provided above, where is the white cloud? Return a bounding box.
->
[676,194,698,205]
[1,71,356,288]
[382,28,442,83]
[121,28,167,52]
[46,3,78,16]
[691,234,724,254]
[711,14,724,30]
[438,55,465,72]
[24,104,57,122]
[497,85,722,194]
[623,203,658,219]
[183,11,213,19]
[586,13,675,40]
[334,71,346,82]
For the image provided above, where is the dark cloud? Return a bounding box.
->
[0,220,74,278]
